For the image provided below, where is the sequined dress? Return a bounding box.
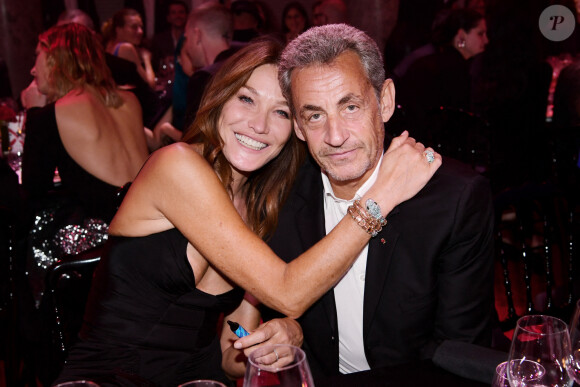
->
[55,228,245,386]
[22,103,120,306]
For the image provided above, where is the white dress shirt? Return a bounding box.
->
[321,154,383,374]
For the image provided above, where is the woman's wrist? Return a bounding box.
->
[361,190,395,218]
[347,199,388,237]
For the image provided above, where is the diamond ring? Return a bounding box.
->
[424,150,435,164]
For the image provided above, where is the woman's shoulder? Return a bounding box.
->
[116,88,141,111]
[146,142,210,178]
[117,43,139,60]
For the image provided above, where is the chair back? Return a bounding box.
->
[494,181,578,332]
[0,205,19,386]
[424,106,491,175]
[46,244,102,364]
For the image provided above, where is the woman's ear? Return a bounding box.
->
[380,79,396,123]
[456,29,467,45]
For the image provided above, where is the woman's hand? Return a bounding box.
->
[364,130,442,217]
[139,47,152,64]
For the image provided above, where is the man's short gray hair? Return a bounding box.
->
[187,2,233,41]
[279,23,385,113]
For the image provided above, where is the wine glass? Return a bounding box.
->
[566,299,580,383]
[54,381,100,387]
[243,344,314,387]
[178,380,226,387]
[507,314,573,387]
[493,361,510,387]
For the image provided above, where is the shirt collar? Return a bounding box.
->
[321,153,384,203]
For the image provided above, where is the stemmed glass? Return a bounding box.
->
[507,314,573,387]
[243,344,314,387]
[493,361,510,387]
[566,299,580,383]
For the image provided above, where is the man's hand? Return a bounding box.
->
[233,318,303,358]
[21,80,47,109]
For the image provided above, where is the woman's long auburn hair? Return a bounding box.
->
[38,23,121,107]
[182,37,305,240]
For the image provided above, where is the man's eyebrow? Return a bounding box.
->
[299,104,324,114]
[338,93,362,106]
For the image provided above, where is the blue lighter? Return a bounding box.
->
[227,320,250,338]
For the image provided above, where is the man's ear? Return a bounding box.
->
[293,118,306,141]
[380,78,396,123]
[192,27,202,44]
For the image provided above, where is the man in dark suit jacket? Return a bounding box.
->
[264,24,495,382]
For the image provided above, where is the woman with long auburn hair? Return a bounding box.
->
[55,37,438,386]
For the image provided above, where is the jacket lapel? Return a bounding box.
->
[294,158,338,334]
[363,206,400,339]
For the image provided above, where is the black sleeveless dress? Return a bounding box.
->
[55,228,245,386]
[22,103,120,307]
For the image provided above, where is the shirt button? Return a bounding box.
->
[359,273,365,281]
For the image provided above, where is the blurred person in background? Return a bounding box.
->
[281,1,309,45]
[397,8,488,140]
[311,0,347,26]
[231,0,264,42]
[102,8,156,88]
[151,0,189,75]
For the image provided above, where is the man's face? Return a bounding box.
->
[291,51,393,195]
[167,4,188,29]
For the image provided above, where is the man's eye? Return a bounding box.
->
[346,105,358,112]
[309,113,321,122]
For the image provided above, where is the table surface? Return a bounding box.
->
[315,360,489,387]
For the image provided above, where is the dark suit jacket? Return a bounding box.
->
[265,147,495,381]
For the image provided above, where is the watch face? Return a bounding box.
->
[365,199,382,220]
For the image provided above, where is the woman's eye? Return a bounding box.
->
[276,110,290,119]
[238,95,253,104]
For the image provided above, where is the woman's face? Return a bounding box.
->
[30,44,52,96]
[285,8,306,34]
[218,64,292,175]
[116,15,144,45]
[462,19,488,59]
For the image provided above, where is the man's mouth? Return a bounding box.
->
[235,133,268,150]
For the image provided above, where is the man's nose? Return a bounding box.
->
[324,116,348,146]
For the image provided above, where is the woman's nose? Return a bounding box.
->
[249,113,269,134]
